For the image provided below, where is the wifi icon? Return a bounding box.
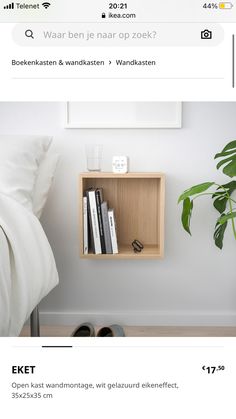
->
[42,2,51,9]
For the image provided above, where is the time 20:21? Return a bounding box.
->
[109,3,128,9]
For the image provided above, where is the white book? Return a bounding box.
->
[83,196,88,255]
[88,190,102,254]
[108,209,118,254]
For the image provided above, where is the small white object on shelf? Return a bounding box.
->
[112,156,129,174]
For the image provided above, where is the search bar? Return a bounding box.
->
[12,23,224,47]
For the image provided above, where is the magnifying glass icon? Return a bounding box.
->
[25,29,34,39]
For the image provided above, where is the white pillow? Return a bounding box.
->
[32,152,59,219]
[0,135,52,210]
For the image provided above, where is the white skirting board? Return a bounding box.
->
[38,311,236,327]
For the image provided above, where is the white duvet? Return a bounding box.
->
[0,192,59,336]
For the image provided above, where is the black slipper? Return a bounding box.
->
[71,322,95,337]
[97,324,125,337]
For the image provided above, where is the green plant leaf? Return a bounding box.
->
[217,211,236,224]
[214,140,236,177]
[178,182,214,203]
[181,197,193,235]
[212,181,236,213]
[215,140,236,156]
[214,220,228,249]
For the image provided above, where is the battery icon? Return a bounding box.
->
[219,2,234,8]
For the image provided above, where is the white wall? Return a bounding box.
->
[0,102,236,326]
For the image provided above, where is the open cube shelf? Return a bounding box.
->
[79,173,165,259]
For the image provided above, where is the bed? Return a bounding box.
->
[0,226,11,336]
[0,135,59,337]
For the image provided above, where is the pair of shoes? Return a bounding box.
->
[71,323,125,337]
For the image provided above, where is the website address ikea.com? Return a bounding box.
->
[108,12,136,19]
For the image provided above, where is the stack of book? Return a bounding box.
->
[83,188,118,255]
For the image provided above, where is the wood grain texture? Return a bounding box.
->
[20,325,236,337]
[79,173,165,259]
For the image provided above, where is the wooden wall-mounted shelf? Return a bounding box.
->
[79,172,165,260]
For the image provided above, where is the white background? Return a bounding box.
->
[0,338,235,419]
[0,23,235,100]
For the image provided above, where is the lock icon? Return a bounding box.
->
[102,12,106,18]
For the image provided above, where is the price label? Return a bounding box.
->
[202,365,225,374]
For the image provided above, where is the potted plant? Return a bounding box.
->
[178,140,236,249]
